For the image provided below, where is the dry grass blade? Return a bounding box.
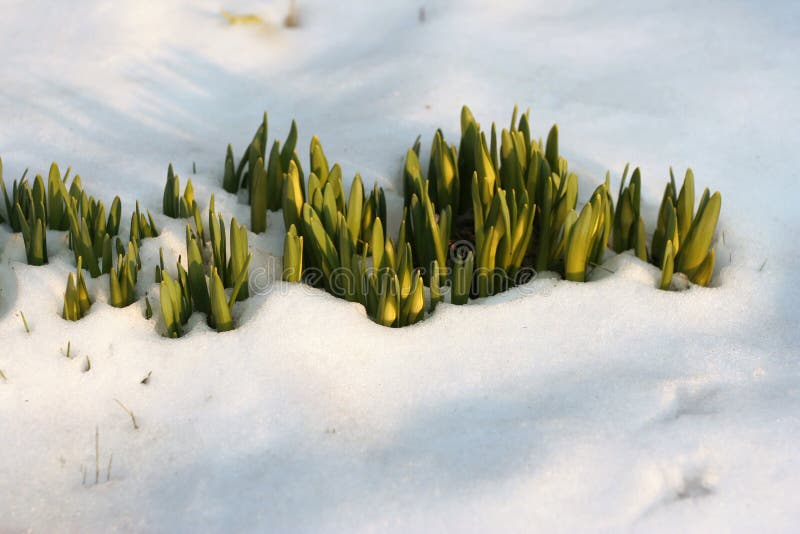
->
[221,10,264,25]
[114,399,139,430]
[284,0,300,27]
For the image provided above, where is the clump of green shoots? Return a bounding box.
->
[0,158,32,232]
[404,149,451,286]
[280,134,386,283]
[185,225,211,315]
[611,165,647,261]
[154,247,166,283]
[652,168,721,288]
[0,106,726,333]
[160,250,252,336]
[298,199,425,326]
[364,218,425,327]
[1,158,131,269]
[0,162,49,265]
[208,197,251,300]
[130,201,159,244]
[109,240,141,308]
[159,268,192,338]
[2,160,120,235]
[63,257,91,321]
[564,182,613,282]
[273,108,618,325]
[286,150,424,326]
[17,199,48,265]
[65,190,119,278]
[222,113,307,233]
[293,150,383,259]
[208,259,251,332]
[404,106,571,297]
[46,162,72,231]
[162,164,197,219]
[606,164,721,289]
[259,125,421,326]
[159,203,253,337]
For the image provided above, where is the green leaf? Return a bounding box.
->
[691,248,715,287]
[376,272,399,327]
[475,133,497,210]
[227,253,252,310]
[659,240,674,290]
[106,196,122,237]
[223,144,238,193]
[280,120,299,172]
[63,273,79,321]
[163,163,179,218]
[183,179,195,215]
[250,157,268,233]
[302,203,340,277]
[109,257,124,308]
[210,269,233,332]
[310,135,329,183]
[400,271,424,326]
[371,217,385,273]
[476,225,500,297]
[160,272,183,338]
[634,216,647,261]
[283,224,304,283]
[229,217,250,299]
[346,174,364,249]
[430,259,443,312]
[404,148,424,208]
[545,124,559,176]
[452,250,474,305]
[676,169,695,244]
[186,236,211,314]
[76,257,91,314]
[264,140,282,211]
[282,160,304,232]
[565,202,594,282]
[676,191,721,282]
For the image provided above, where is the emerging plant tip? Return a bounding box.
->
[63,257,91,321]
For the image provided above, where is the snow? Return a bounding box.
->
[1,0,799,531]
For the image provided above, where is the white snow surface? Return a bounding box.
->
[1,0,799,531]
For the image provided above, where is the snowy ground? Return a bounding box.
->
[1,0,799,531]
